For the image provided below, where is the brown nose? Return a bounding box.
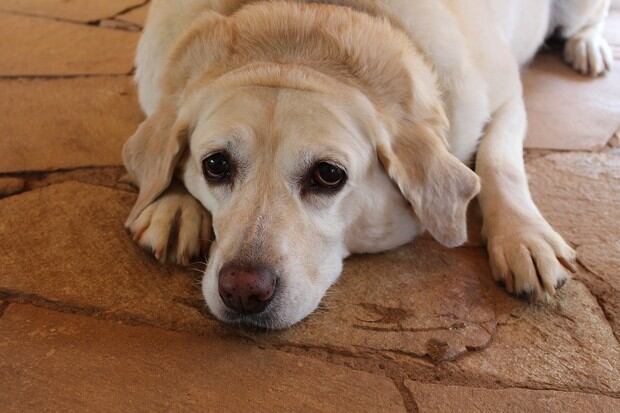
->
[218,264,276,314]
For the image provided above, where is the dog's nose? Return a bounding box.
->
[218,265,276,314]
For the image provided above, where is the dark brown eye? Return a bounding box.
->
[310,162,347,190]
[202,152,232,182]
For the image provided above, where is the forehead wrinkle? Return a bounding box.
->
[280,90,366,145]
[246,88,282,197]
[195,86,260,130]
[192,86,277,155]
[274,90,372,174]
[261,88,281,161]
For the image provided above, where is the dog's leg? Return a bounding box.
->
[556,0,613,76]
[127,181,212,265]
[476,96,576,301]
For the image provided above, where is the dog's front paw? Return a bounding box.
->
[486,217,577,302]
[128,186,212,265]
[563,32,613,76]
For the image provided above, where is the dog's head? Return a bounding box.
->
[123,4,480,328]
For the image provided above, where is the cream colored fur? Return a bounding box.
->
[124,0,612,328]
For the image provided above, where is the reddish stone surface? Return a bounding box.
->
[261,241,498,362]
[116,3,149,27]
[0,13,139,76]
[0,77,143,172]
[0,182,212,332]
[528,150,620,339]
[447,281,620,393]
[1,2,619,411]
[523,10,620,150]
[406,381,620,413]
[0,0,146,22]
[0,177,25,196]
[0,304,406,413]
[523,53,620,151]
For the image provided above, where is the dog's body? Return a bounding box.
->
[125,0,612,328]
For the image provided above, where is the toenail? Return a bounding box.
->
[517,288,533,301]
[555,278,567,289]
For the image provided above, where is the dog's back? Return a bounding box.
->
[137,0,609,116]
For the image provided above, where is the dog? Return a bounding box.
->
[123,0,613,329]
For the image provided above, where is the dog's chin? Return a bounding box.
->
[219,307,290,331]
[204,289,306,330]
[215,297,312,330]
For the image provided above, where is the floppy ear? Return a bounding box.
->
[122,99,189,227]
[377,121,480,248]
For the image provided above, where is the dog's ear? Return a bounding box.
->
[377,120,480,247]
[122,99,189,227]
[121,12,233,227]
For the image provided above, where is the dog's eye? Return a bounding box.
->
[202,152,232,182]
[309,161,347,191]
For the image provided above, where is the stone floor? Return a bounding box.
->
[1,1,619,412]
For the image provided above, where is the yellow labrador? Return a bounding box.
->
[124,0,613,328]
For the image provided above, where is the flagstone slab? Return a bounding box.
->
[0,177,25,197]
[0,12,139,76]
[527,150,620,338]
[0,182,211,332]
[0,0,145,23]
[116,3,149,27]
[0,304,406,413]
[523,9,620,150]
[441,150,620,394]
[447,281,620,394]
[260,241,500,362]
[0,77,143,173]
[406,381,620,413]
[523,53,620,151]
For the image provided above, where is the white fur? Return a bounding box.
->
[128,0,611,327]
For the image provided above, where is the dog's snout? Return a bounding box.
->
[218,264,276,314]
